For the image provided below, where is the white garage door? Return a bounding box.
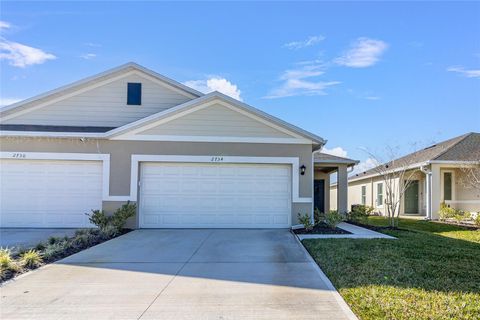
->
[140,162,291,228]
[0,159,103,228]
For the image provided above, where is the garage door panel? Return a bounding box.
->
[140,162,291,228]
[0,159,102,228]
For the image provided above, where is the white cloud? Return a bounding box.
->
[0,97,22,107]
[184,77,242,101]
[266,63,339,98]
[322,147,348,158]
[284,35,325,50]
[280,65,325,80]
[80,53,96,60]
[447,66,480,78]
[0,21,11,30]
[351,157,379,176]
[0,38,56,68]
[84,42,101,47]
[335,37,388,68]
[365,96,381,100]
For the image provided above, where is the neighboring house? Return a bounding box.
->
[0,62,356,229]
[330,133,480,219]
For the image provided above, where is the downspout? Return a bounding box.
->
[420,163,432,220]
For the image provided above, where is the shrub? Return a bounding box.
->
[71,233,98,249]
[0,248,19,274]
[474,213,480,227]
[439,202,458,221]
[348,204,374,223]
[439,202,470,223]
[110,202,136,231]
[87,210,110,230]
[324,210,344,229]
[87,201,136,234]
[297,212,313,231]
[20,250,43,268]
[42,241,70,261]
[34,242,46,251]
[314,207,324,225]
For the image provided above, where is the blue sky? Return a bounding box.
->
[1,1,479,172]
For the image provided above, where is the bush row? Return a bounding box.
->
[0,202,136,282]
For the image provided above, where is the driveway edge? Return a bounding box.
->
[292,232,359,320]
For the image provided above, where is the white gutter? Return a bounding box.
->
[0,131,106,138]
[420,163,432,220]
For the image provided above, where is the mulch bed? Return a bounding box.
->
[293,222,351,235]
[1,229,131,284]
[435,220,479,230]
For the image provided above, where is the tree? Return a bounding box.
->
[458,164,480,191]
[363,146,420,228]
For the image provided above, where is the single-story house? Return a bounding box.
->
[330,132,480,219]
[0,62,356,229]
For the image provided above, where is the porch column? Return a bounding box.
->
[431,164,441,219]
[337,165,348,214]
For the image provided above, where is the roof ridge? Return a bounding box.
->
[432,132,473,160]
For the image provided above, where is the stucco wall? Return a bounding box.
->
[345,169,426,216]
[1,137,314,227]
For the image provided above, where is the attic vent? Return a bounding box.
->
[127,83,142,105]
[423,144,437,150]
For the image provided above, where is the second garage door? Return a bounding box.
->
[0,159,103,228]
[139,162,291,228]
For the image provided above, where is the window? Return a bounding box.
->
[127,83,142,105]
[361,186,367,205]
[376,183,383,207]
[444,172,452,201]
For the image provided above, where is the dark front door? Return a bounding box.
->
[314,179,325,213]
[404,180,419,214]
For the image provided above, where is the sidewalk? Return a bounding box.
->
[296,222,396,240]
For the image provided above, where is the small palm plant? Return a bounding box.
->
[0,248,20,275]
[20,250,43,268]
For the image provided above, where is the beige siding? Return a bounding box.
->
[2,73,192,127]
[330,185,337,210]
[139,103,294,138]
[446,168,480,212]
[346,170,427,216]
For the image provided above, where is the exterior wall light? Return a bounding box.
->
[300,165,306,175]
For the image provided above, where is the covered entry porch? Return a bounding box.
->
[313,153,358,214]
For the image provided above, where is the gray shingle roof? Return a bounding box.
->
[314,152,358,165]
[350,132,480,180]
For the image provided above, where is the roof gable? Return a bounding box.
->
[108,92,326,145]
[0,62,203,123]
[137,103,295,138]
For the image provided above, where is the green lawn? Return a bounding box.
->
[302,217,480,320]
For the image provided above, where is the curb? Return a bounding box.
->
[292,232,359,320]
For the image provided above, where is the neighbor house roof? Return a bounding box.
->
[314,152,359,166]
[350,132,480,182]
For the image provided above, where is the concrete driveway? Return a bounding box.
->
[1,229,356,320]
[0,228,77,249]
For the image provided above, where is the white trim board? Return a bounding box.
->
[0,151,128,202]
[445,200,480,204]
[128,155,313,203]
[117,135,311,144]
